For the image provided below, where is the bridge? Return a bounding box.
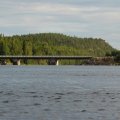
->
[0,56,92,65]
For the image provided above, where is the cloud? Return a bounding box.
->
[0,0,120,49]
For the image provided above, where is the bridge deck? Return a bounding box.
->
[0,56,92,60]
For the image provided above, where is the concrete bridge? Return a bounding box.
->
[0,56,92,65]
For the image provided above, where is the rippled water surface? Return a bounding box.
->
[0,65,120,120]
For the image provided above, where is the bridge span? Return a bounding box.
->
[0,56,92,65]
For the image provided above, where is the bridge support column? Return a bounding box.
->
[12,59,21,65]
[1,59,7,65]
[48,59,59,65]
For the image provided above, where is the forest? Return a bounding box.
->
[0,33,116,64]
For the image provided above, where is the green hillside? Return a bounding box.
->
[0,33,115,64]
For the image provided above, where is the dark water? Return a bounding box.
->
[0,65,120,120]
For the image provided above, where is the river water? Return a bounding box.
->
[0,65,120,120]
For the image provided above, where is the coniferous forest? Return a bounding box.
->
[0,33,116,64]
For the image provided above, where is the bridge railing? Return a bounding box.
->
[0,55,92,59]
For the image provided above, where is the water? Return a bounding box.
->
[0,65,120,120]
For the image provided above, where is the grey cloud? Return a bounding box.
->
[0,0,120,49]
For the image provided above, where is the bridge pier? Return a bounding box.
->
[11,59,21,65]
[48,59,59,65]
[1,59,7,65]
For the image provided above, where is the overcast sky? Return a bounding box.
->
[0,0,120,49]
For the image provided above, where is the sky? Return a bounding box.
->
[0,0,120,49]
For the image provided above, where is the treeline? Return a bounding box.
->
[106,50,120,64]
[0,33,114,64]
